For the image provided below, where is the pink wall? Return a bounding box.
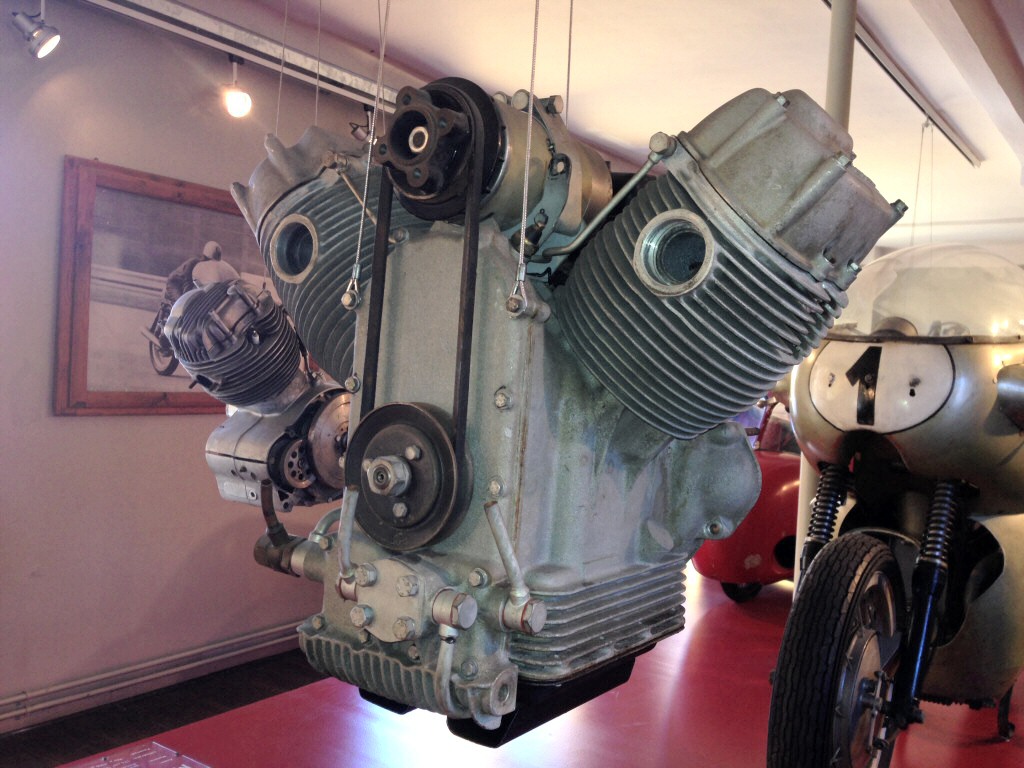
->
[0,0,383,731]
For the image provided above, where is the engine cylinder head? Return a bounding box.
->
[558,88,903,440]
[165,280,300,407]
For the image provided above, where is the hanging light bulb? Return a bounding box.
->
[11,1,60,59]
[223,54,252,118]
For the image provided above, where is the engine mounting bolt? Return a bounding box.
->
[392,502,409,519]
[340,289,361,311]
[396,575,420,597]
[460,659,479,680]
[493,387,513,410]
[404,445,422,461]
[344,375,361,393]
[350,604,374,628]
[393,616,417,640]
[505,295,526,317]
[487,477,505,498]
[354,563,378,587]
[311,614,325,630]
[467,568,490,588]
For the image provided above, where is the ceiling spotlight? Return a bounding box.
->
[11,2,60,59]
[223,54,252,118]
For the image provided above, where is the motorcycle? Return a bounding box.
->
[140,301,178,376]
[767,243,1024,766]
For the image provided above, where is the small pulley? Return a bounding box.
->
[375,77,502,221]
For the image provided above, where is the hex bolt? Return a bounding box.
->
[545,94,564,114]
[506,597,547,635]
[393,616,417,641]
[648,131,675,156]
[357,629,371,644]
[493,387,513,410]
[432,588,479,630]
[396,575,420,597]
[318,536,332,551]
[392,502,409,519]
[467,568,490,588]
[408,644,421,661]
[487,477,505,498]
[404,445,422,461]
[311,614,325,630]
[344,375,361,393]
[350,604,375,628]
[354,563,378,587]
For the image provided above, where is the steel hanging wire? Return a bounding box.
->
[345,0,393,308]
[274,0,290,138]
[313,0,323,125]
[508,0,542,313]
[564,0,574,129]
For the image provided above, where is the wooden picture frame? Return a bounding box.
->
[54,156,262,415]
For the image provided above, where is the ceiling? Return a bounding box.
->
[130,0,1024,252]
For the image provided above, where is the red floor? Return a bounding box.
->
[65,571,1023,768]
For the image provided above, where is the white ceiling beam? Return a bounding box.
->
[79,0,398,108]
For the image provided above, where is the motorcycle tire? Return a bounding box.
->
[149,339,178,376]
[720,582,762,602]
[767,533,907,768]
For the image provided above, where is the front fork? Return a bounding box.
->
[800,464,964,733]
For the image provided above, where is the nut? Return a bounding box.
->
[350,604,374,628]
[354,563,378,587]
[393,617,417,640]
[396,575,420,597]
[487,477,504,498]
[460,658,479,680]
[365,455,411,496]
[493,387,513,410]
[392,502,409,519]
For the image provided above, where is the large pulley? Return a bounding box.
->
[344,402,465,551]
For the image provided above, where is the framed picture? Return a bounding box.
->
[54,156,265,415]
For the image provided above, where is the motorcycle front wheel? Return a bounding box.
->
[767,533,908,768]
